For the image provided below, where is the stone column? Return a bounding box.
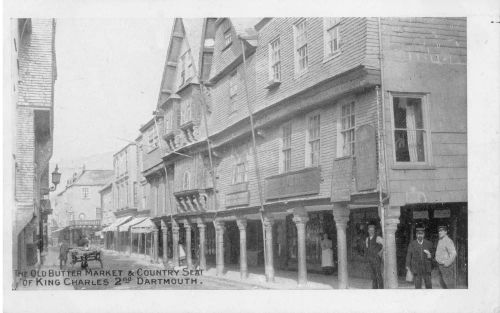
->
[153,229,159,263]
[214,220,225,276]
[384,206,401,289]
[172,221,180,267]
[161,220,168,262]
[236,217,248,279]
[138,233,142,254]
[293,212,309,286]
[115,230,119,251]
[333,204,350,289]
[263,216,275,282]
[69,228,73,247]
[184,221,193,269]
[129,231,133,255]
[197,221,207,270]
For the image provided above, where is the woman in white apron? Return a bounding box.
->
[321,233,334,275]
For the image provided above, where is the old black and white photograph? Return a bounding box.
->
[3,1,500,312]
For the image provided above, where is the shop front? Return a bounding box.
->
[396,203,468,286]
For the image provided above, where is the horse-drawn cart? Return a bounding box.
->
[70,247,103,269]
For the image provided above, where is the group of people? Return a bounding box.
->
[58,234,91,269]
[320,222,457,289]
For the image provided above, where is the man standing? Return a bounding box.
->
[405,225,434,288]
[435,225,457,289]
[59,240,69,269]
[365,222,384,289]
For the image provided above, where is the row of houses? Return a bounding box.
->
[99,17,466,288]
[11,18,58,278]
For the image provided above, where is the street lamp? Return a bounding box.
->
[50,164,61,191]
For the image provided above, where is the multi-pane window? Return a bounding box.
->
[282,122,292,172]
[82,187,89,199]
[228,71,238,113]
[164,110,173,133]
[269,37,281,81]
[294,19,308,73]
[340,102,355,156]
[392,96,427,162]
[147,127,159,152]
[180,100,192,125]
[324,18,341,57]
[308,114,321,166]
[232,162,247,184]
[182,171,190,190]
[224,30,232,47]
[179,52,193,86]
[96,208,102,220]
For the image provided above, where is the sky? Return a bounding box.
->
[52,18,173,168]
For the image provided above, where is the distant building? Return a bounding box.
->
[11,18,57,274]
[52,168,113,245]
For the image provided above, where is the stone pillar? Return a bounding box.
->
[138,233,142,254]
[129,231,133,255]
[197,221,207,270]
[115,230,119,251]
[172,221,180,267]
[293,212,309,286]
[69,228,73,247]
[214,220,225,276]
[236,217,248,279]
[161,220,168,262]
[333,204,350,289]
[153,229,159,263]
[184,221,193,269]
[263,216,275,282]
[384,206,401,289]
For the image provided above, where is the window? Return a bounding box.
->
[232,162,247,184]
[281,122,292,172]
[307,114,321,166]
[164,110,173,133]
[179,51,193,86]
[180,99,192,125]
[228,71,238,113]
[182,171,191,190]
[340,102,355,156]
[82,187,89,199]
[96,208,102,220]
[223,28,232,48]
[147,126,159,152]
[79,213,86,220]
[269,37,281,81]
[392,95,428,163]
[294,19,308,74]
[324,18,341,57]
[133,182,138,207]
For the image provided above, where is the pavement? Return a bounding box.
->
[13,246,466,290]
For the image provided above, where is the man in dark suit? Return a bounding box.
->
[405,225,434,289]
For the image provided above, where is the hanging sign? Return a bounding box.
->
[434,209,451,218]
[413,210,429,219]
[355,124,378,191]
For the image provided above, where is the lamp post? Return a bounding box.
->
[50,164,61,191]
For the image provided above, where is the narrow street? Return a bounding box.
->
[19,247,261,290]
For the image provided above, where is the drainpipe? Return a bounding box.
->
[239,37,269,278]
[377,17,392,287]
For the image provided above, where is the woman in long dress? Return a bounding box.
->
[321,233,334,275]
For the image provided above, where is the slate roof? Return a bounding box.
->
[71,170,114,186]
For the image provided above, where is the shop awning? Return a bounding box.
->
[131,218,156,233]
[102,216,133,233]
[51,227,67,235]
[118,217,148,232]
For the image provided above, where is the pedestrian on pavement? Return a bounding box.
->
[435,225,457,289]
[320,233,334,275]
[405,224,434,289]
[178,240,186,266]
[365,222,384,289]
[59,240,69,269]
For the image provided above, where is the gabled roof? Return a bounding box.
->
[229,18,260,45]
[181,18,204,83]
[71,170,113,186]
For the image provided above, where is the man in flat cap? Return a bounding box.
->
[365,222,384,289]
[435,225,457,288]
[405,224,434,288]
